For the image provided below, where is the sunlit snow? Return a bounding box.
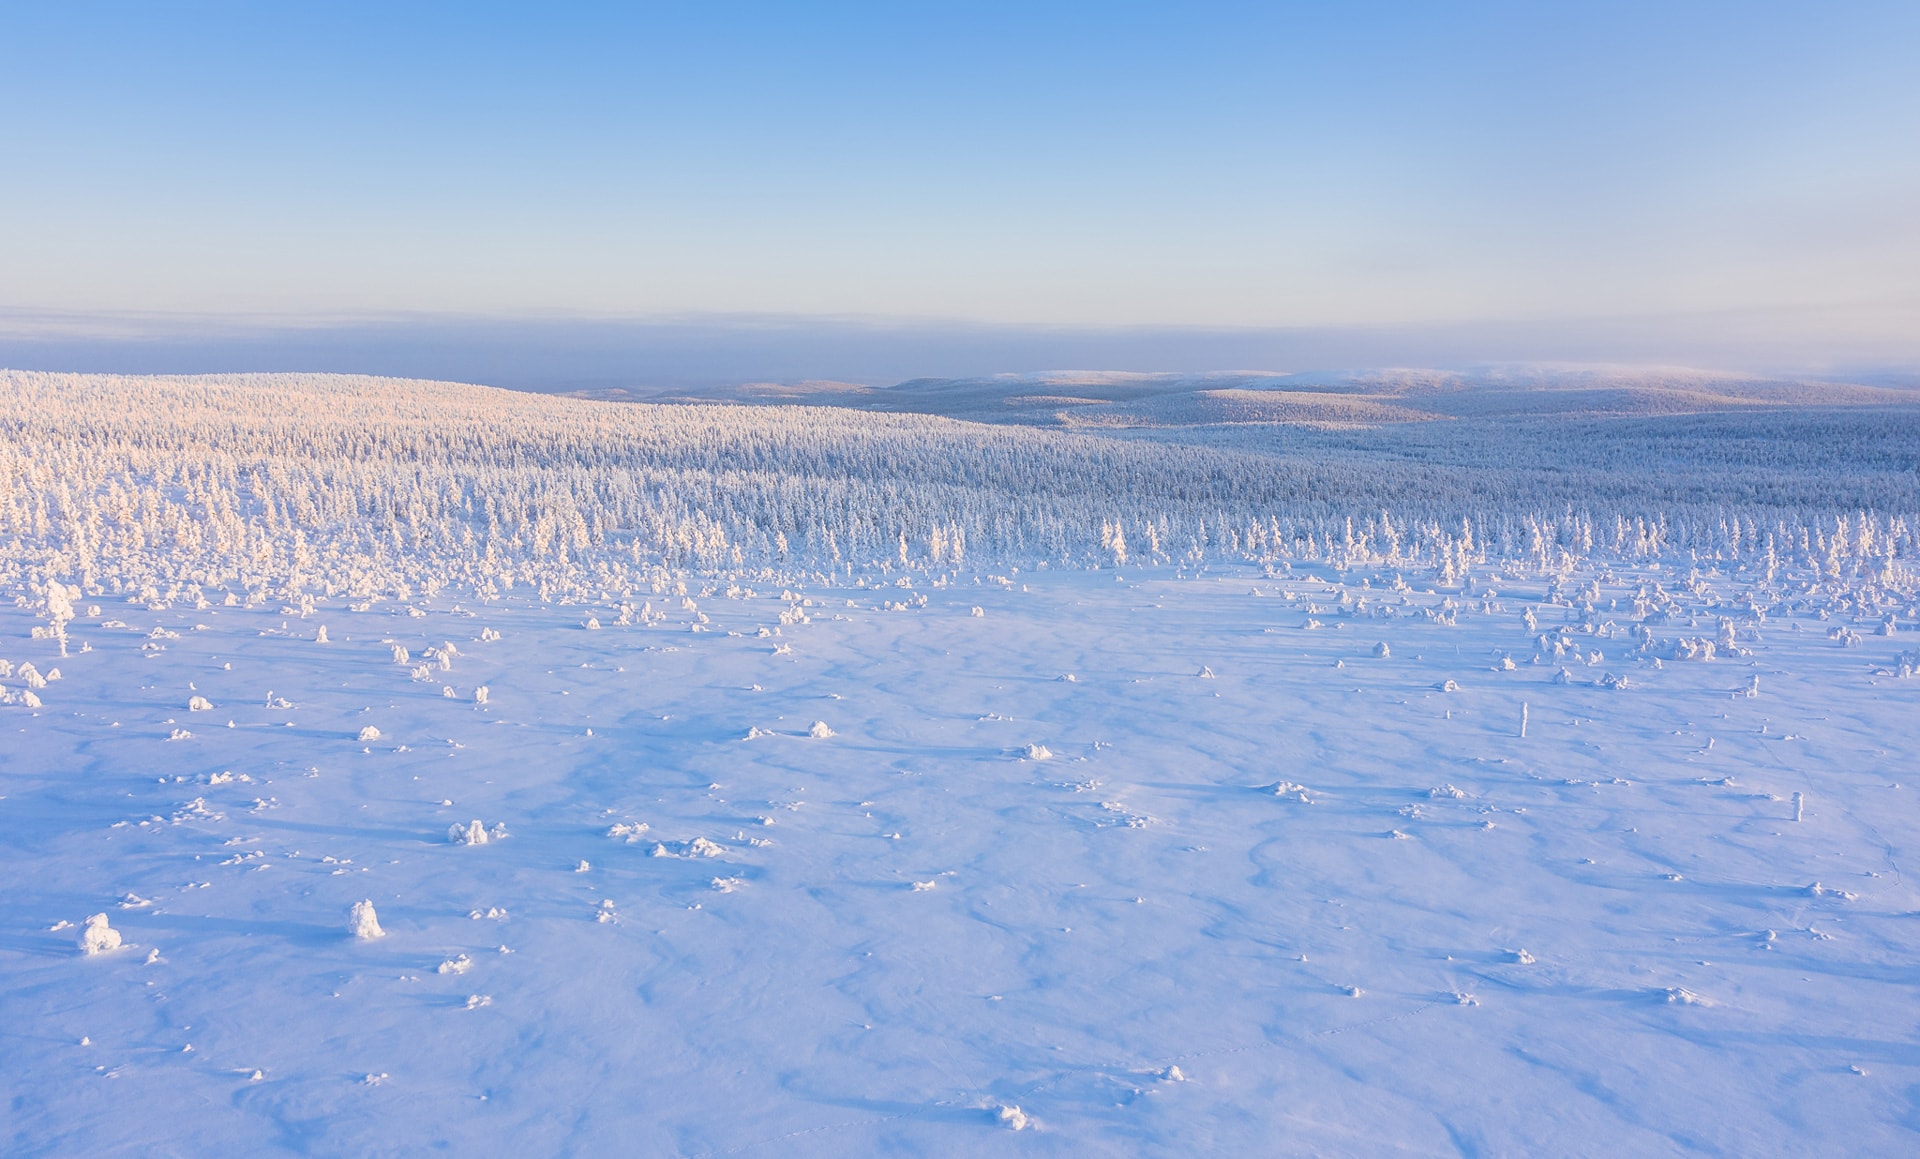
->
[2,370,1917,1152]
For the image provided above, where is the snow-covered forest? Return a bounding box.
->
[2,371,1917,608]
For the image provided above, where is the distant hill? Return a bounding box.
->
[579,364,1918,428]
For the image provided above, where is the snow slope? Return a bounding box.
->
[5,560,1917,1154]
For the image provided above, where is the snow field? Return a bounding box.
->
[3,560,1917,1153]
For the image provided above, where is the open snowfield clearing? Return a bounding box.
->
[5,564,1917,1154]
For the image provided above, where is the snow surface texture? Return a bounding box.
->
[3,371,1919,1153]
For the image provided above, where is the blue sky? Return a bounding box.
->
[2,2,1917,373]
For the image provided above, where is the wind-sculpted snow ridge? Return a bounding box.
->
[1,370,1917,613]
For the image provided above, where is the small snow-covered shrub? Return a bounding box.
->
[807,720,835,738]
[1024,744,1052,760]
[357,725,382,742]
[449,820,509,845]
[188,695,214,711]
[650,837,725,858]
[473,686,489,705]
[79,913,123,955]
[348,900,385,939]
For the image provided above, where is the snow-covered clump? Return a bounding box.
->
[449,820,508,845]
[79,913,123,955]
[188,695,214,712]
[606,822,651,843]
[1672,637,1717,661]
[1024,744,1052,760]
[348,900,384,940]
[995,1105,1031,1131]
[651,837,725,858]
[357,726,382,742]
[807,720,835,738]
[473,686,489,705]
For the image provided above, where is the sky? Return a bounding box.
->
[2,2,1917,382]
